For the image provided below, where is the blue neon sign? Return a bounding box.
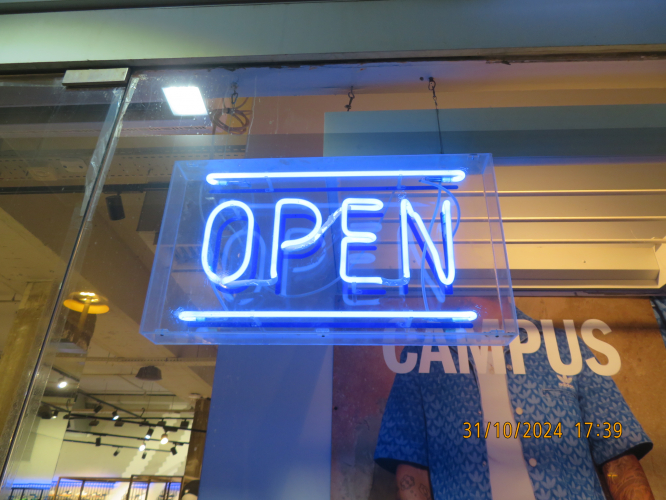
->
[140,154,518,345]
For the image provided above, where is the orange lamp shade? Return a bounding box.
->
[63,291,110,314]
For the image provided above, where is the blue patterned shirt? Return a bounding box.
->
[374,312,652,500]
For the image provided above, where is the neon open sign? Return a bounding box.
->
[141,154,517,345]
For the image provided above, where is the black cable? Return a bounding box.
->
[43,404,206,433]
[63,439,171,453]
[77,390,143,419]
[66,429,189,446]
[428,77,444,154]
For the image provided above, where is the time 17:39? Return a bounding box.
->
[575,422,622,439]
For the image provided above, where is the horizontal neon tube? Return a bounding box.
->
[207,170,466,185]
[179,310,478,322]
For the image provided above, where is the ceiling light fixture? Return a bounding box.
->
[145,428,154,440]
[106,194,125,221]
[89,419,100,427]
[139,443,146,452]
[63,292,109,315]
[95,437,102,447]
[170,446,177,456]
[51,411,59,420]
[142,452,147,460]
[163,86,208,116]
[57,378,68,389]
[114,420,124,428]
[180,420,189,430]
[94,404,103,414]
[160,433,169,445]
[136,366,162,381]
[113,449,120,457]
[112,411,119,421]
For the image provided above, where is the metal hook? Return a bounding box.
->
[345,86,355,112]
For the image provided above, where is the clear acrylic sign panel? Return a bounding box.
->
[141,154,518,345]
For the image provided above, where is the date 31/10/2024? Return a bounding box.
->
[463,422,623,439]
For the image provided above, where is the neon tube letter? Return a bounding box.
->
[400,199,455,285]
[270,198,323,280]
[201,200,254,286]
[340,198,383,285]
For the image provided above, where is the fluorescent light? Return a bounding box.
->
[163,87,208,116]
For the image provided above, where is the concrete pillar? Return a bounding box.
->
[183,397,211,484]
[0,281,54,444]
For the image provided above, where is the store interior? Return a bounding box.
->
[0,59,664,500]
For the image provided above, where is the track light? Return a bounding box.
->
[170,446,177,456]
[136,366,162,381]
[113,449,120,457]
[180,420,189,430]
[94,404,103,414]
[145,428,154,440]
[89,419,100,427]
[51,411,59,420]
[139,443,146,452]
[160,433,169,445]
[114,420,124,428]
[157,420,167,427]
[106,194,125,221]
[142,452,147,460]
[38,404,53,420]
[95,437,101,447]
[57,378,68,389]
[112,411,119,420]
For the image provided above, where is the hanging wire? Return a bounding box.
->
[210,83,252,135]
[344,86,355,112]
[428,77,444,154]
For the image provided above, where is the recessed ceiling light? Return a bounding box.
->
[163,87,208,116]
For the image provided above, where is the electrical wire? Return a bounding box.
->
[210,96,251,135]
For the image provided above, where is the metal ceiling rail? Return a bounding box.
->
[56,355,216,366]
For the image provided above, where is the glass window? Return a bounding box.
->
[1,61,665,500]
[0,74,125,482]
